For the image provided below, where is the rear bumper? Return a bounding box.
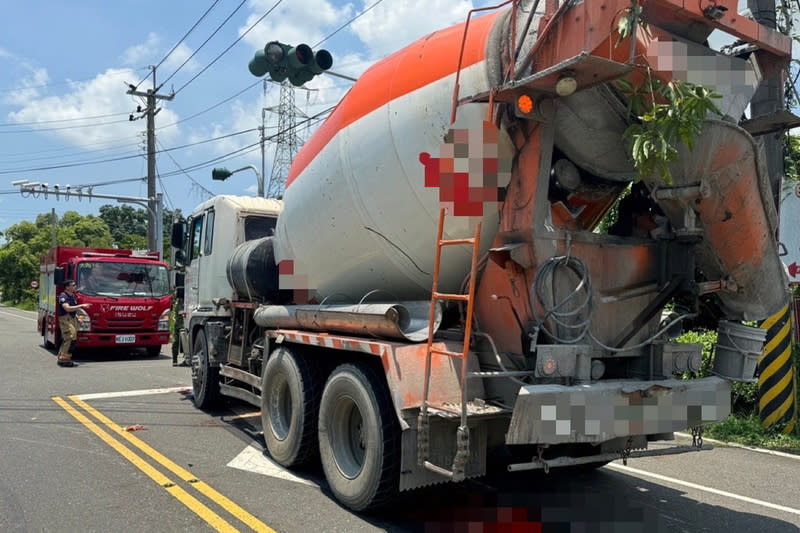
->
[76,332,170,347]
[506,377,731,445]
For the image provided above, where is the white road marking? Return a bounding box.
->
[675,431,800,461]
[227,445,317,487]
[74,386,191,400]
[0,309,36,321]
[606,462,800,516]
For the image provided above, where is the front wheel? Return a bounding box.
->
[318,363,400,511]
[191,329,222,409]
[145,345,162,357]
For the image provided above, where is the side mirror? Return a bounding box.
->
[174,272,185,300]
[171,220,187,249]
[174,249,186,267]
[54,267,65,286]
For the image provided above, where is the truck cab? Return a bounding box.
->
[39,246,172,356]
[173,195,283,355]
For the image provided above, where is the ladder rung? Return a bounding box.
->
[434,292,470,302]
[467,370,536,378]
[423,460,454,479]
[425,403,461,416]
[430,347,465,359]
[439,238,475,246]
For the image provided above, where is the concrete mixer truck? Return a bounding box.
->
[171,0,793,511]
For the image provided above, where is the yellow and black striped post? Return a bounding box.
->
[758,302,797,434]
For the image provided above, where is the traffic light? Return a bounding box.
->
[248,41,333,86]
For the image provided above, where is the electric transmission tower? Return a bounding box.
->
[266,81,305,198]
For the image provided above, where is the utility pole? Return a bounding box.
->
[747,0,782,213]
[127,67,174,253]
[260,80,268,198]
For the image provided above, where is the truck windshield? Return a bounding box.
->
[77,261,169,297]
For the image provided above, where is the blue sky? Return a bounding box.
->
[1,0,796,241]
[0,0,492,235]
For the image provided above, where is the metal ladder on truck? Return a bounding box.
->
[417,207,481,482]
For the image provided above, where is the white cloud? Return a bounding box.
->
[243,0,353,53]
[2,64,50,106]
[6,68,180,149]
[0,49,51,107]
[121,33,200,78]
[121,33,162,67]
[350,0,475,59]
[162,42,200,75]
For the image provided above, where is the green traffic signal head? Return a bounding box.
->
[264,41,290,82]
[248,49,269,77]
[287,44,313,69]
[248,41,334,85]
[289,69,314,87]
[310,49,333,74]
[264,42,287,65]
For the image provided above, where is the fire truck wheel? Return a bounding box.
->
[318,362,400,511]
[261,347,322,467]
[191,329,222,409]
[145,346,162,357]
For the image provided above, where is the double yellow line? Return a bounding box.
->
[53,395,276,533]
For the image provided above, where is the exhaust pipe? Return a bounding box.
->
[253,301,442,342]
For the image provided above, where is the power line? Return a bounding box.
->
[0,136,142,163]
[0,111,131,128]
[157,79,263,130]
[0,81,264,161]
[0,117,131,134]
[136,0,223,90]
[173,0,285,96]
[158,0,249,92]
[313,0,387,48]
[156,138,214,197]
[0,128,258,175]
[0,106,332,197]
[0,76,100,96]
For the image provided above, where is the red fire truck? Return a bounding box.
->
[38,246,171,356]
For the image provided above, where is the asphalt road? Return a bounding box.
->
[1,303,798,532]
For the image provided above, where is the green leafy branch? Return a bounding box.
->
[616,0,646,45]
[618,76,723,183]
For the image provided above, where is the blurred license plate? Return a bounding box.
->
[115,335,135,344]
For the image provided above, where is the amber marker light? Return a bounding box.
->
[516,93,534,115]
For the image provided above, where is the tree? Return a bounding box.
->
[0,210,114,306]
[98,204,176,260]
[99,205,148,245]
[0,240,38,304]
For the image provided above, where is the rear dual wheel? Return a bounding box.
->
[318,363,400,512]
[261,347,322,467]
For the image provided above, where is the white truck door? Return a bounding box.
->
[184,214,205,316]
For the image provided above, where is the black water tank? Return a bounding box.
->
[226,237,280,301]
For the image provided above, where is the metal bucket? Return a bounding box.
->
[712,321,766,382]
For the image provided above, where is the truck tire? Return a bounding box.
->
[191,329,222,409]
[261,347,322,467]
[145,346,161,357]
[318,362,400,511]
